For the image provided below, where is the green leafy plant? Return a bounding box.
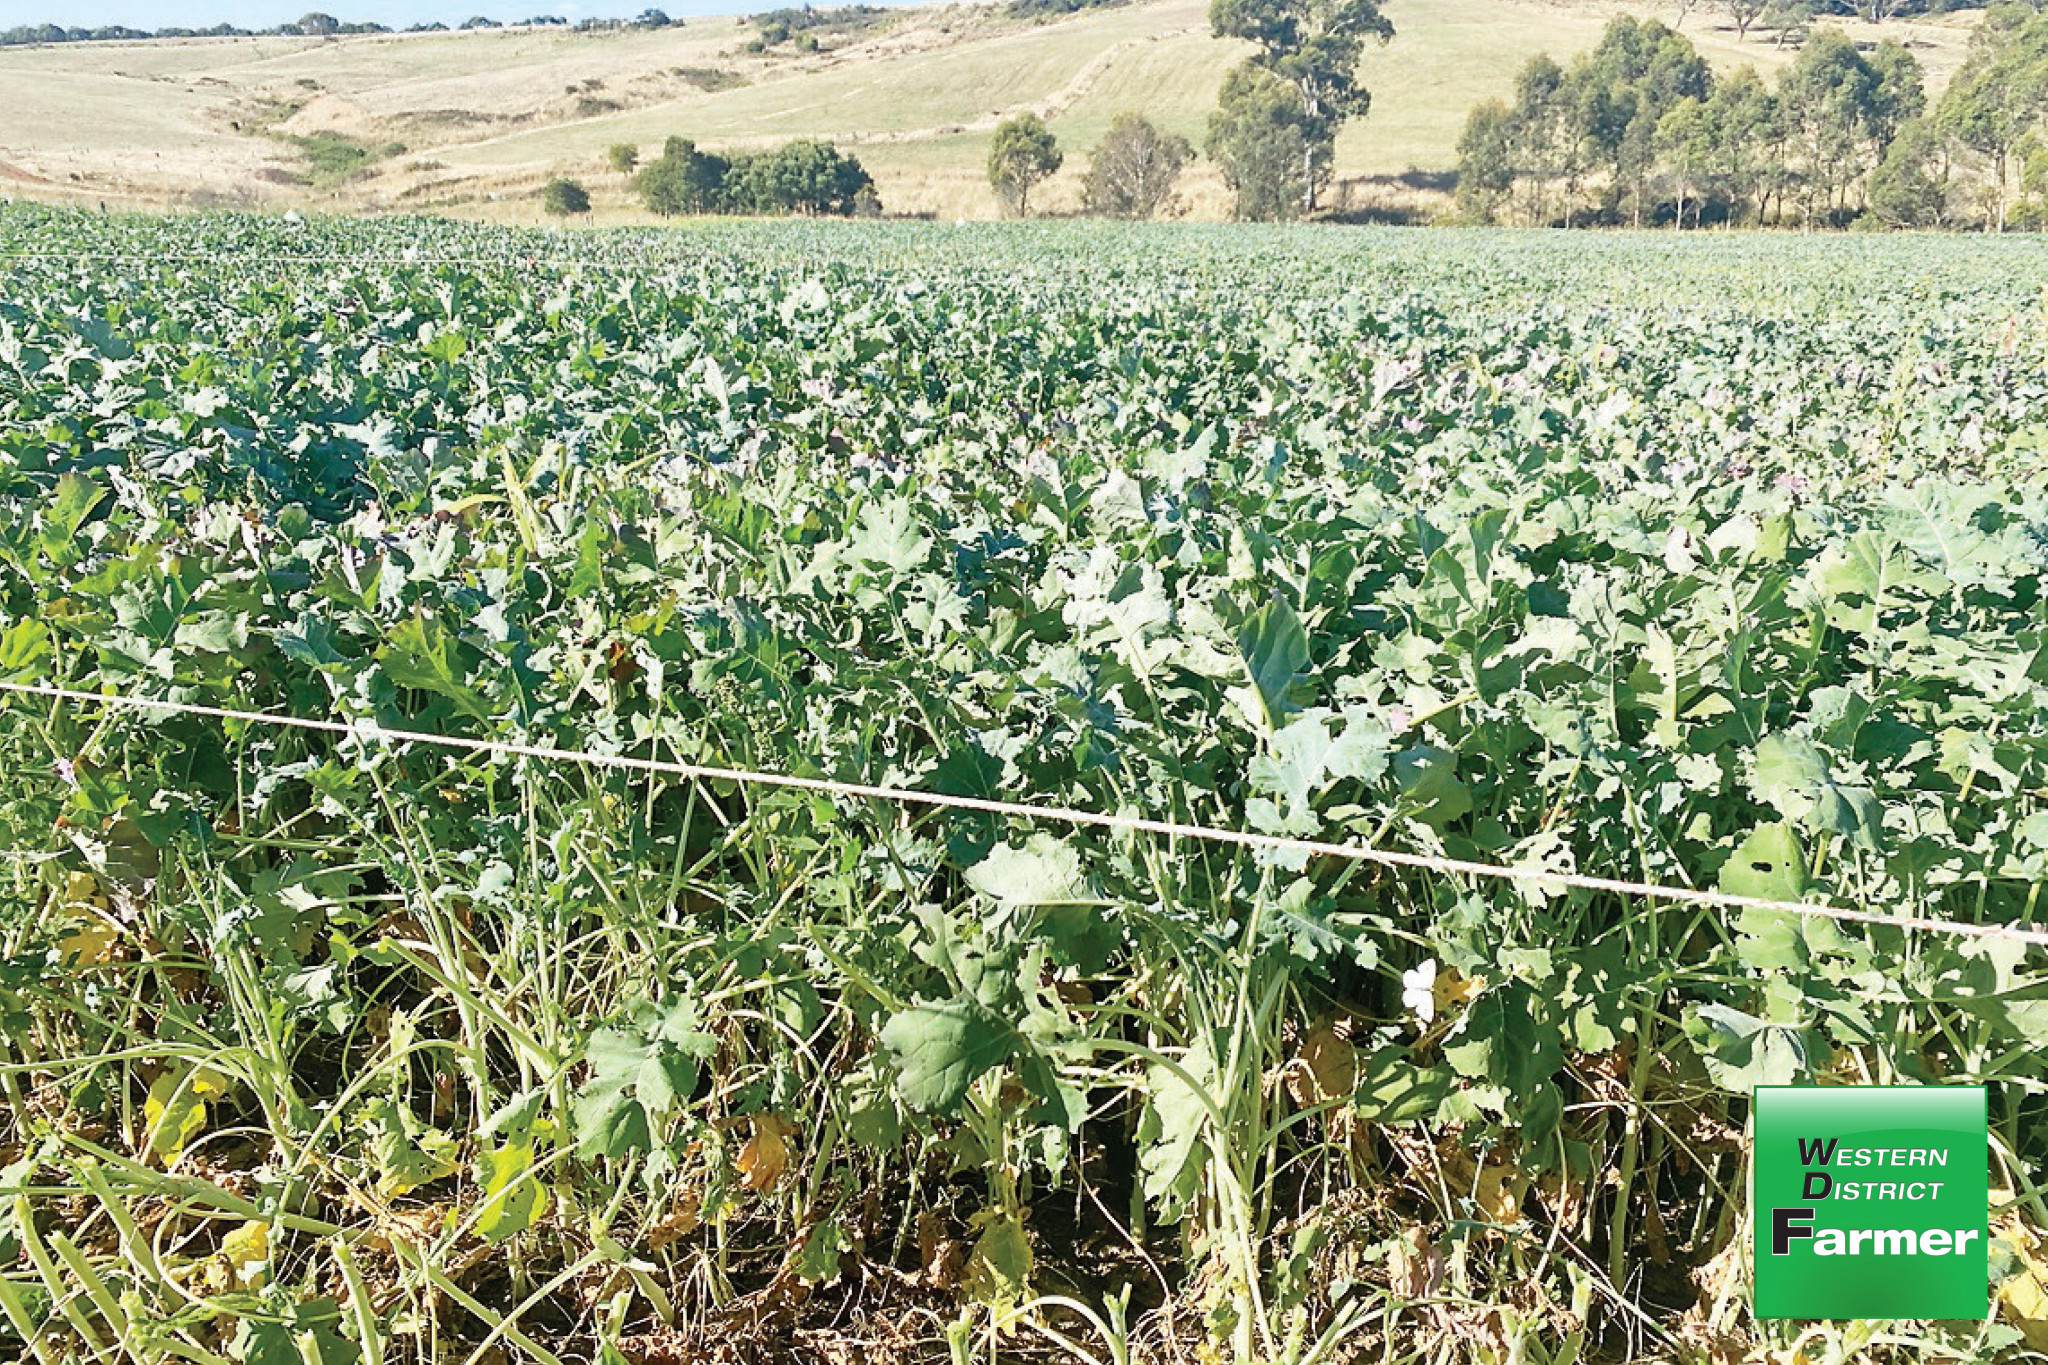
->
[0,204,2044,1365]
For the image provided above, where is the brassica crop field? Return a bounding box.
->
[5,206,2048,1365]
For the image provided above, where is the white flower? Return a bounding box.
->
[1661,525,1696,574]
[1402,959,1438,1024]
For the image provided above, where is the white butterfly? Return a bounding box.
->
[1402,959,1438,1024]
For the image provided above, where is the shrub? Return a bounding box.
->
[542,177,591,215]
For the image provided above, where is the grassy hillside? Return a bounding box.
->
[0,0,1982,221]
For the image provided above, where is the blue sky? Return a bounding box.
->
[0,0,778,29]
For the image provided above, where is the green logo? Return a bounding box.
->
[1753,1085,1987,1320]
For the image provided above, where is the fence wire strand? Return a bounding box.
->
[4,679,2044,948]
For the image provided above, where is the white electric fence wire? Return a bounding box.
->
[0,250,1007,282]
[0,250,864,274]
[5,679,2046,949]
[0,250,606,269]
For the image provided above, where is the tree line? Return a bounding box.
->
[0,11,672,46]
[629,137,880,217]
[1457,5,2048,231]
[585,112,1198,223]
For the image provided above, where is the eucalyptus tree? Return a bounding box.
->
[1209,0,1394,214]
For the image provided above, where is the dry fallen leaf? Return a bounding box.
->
[1289,1021,1357,1108]
[737,1113,795,1192]
[645,1197,702,1251]
[1535,1163,1588,1229]
[1388,1225,1442,1300]
[917,1208,964,1289]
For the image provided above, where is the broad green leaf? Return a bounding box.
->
[793,1217,851,1285]
[1410,507,1509,631]
[1353,1047,1454,1124]
[231,1322,303,1365]
[380,615,491,720]
[1560,939,1641,1053]
[845,495,932,573]
[965,1213,1032,1307]
[1719,821,1807,903]
[0,619,50,679]
[1749,734,1878,848]
[275,616,347,672]
[1393,745,1472,830]
[965,836,1092,906]
[174,611,250,655]
[1683,1002,1816,1090]
[570,998,715,1159]
[1630,624,1731,748]
[1809,531,1935,634]
[1250,706,1393,816]
[880,1001,1014,1114]
[906,905,1030,1013]
[568,521,608,598]
[41,472,106,551]
[1720,822,1829,972]
[1442,982,1560,1099]
[570,1083,650,1161]
[1137,1037,1216,1223]
[1033,902,1121,974]
[1234,599,1311,734]
[1880,482,1996,588]
[230,1301,359,1365]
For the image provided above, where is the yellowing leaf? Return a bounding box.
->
[144,1067,229,1164]
[219,1220,270,1289]
[59,915,119,966]
[1434,965,1482,1017]
[380,1130,460,1198]
[367,1097,462,1197]
[1473,1159,1527,1225]
[737,1113,794,1193]
[2001,1228,2048,1350]
[1290,1021,1367,1142]
[476,1140,550,1243]
[58,870,118,966]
